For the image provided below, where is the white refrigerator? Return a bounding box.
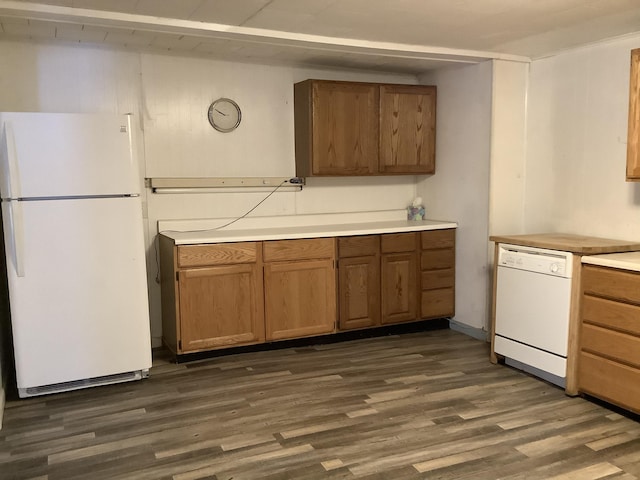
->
[0,112,152,397]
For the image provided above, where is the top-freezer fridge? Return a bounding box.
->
[0,112,152,397]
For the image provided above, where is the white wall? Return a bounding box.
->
[417,61,494,337]
[525,33,640,239]
[0,40,421,350]
[489,61,529,237]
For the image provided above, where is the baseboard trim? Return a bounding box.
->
[449,320,489,342]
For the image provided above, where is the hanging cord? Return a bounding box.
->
[208,180,287,231]
[154,180,289,283]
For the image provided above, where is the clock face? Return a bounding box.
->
[208,98,241,132]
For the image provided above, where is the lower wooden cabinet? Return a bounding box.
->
[338,236,380,330]
[263,238,337,340]
[420,229,455,319]
[579,265,640,414]
[159,238,264,354]
[265,258,336,340]
[160,228,455,355]
[178,264,264,351]
[381,233,419,325]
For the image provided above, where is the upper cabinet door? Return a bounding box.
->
[295,80,379,176]
[627,48,640,181]
[379,84,437,174]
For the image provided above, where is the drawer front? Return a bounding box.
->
[177,242,258,268]
[421,229,455,250]
[421,288,454,319]
[582,295,640,336]
[381,233,417,253]
[338,235,379,258]
[583,265,640,305]
[421,249,455,270]
[581,323,640,368]
[421,268,455,290]
[579,352,640,414]
[263,238,335,262]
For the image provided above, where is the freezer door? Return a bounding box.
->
[3,197,151,389]
[0,112,139,199]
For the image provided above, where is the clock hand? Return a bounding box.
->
[215,108,227,116]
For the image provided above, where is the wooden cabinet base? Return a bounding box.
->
[579,352,640,414]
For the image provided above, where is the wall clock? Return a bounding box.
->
[207,98,241,133]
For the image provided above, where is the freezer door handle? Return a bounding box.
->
[8,200,25,277]
[2,121,22,200]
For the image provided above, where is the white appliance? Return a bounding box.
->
[0,112,152,397]
[494,243,573,387]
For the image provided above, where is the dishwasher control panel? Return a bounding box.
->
[498,244,573,278]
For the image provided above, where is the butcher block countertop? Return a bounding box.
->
[159,211,457,245]
[489,233,640,255]
[582,251,640,273]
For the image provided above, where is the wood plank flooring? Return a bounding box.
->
[1,328,639,479]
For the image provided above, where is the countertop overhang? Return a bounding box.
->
[489,233,640,255]
[159,216,457,245]
[582,251,640,273]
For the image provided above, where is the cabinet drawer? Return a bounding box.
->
[421,229,455,250]
[582,295,640,336]
[421,288,454,319]
[263,238,335,262]
[421,268,454,290]
[583,265,640,304]
[177,242,258,268]
[579,352,640,414]
[381,233,417,253]
[338,235,379,258]
[581,323,640,368]
[421,249,455,270]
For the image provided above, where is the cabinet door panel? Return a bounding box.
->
[338,255,380,330]
[312,81,379,175]
[379,85,436,174]
[381,252,418,324]
[264,260,336,340]
[178,264,264,352]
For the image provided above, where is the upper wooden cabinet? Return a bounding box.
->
[627,48,640,181]
[294,79,436,177]
[379,84,436,174]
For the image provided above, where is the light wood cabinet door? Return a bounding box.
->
[264,259,336,340]
[338,255,380,330]
[381,251,418,324]
[627,48,640,181]
[295,80,379,176]
[178,263,264,352]
[379,84,436,174]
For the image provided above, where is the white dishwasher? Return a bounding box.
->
[494,243,573,387]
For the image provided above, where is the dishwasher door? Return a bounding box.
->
[494,244,573,381]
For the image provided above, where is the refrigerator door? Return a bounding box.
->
[3,196,152,390]
[0,112,139,199]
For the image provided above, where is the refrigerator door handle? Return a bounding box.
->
[2,121,22,200]
[8,200,26,277]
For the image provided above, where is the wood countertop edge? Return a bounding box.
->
[489,233,640,255]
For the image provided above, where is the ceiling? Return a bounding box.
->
[1,0,640,74]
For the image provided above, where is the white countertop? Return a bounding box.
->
[159,217,457,245]
[582,251,640,273]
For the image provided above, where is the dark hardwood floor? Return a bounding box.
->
[1,328,639,479]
